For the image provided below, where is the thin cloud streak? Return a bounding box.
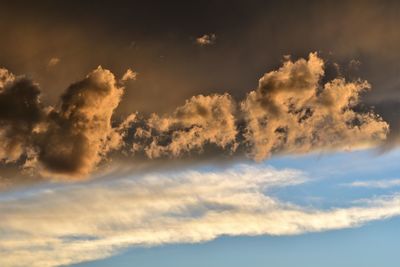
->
[345,179,400,189]
[1,164,400,266]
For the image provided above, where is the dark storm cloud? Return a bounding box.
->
[241,53,387,160]
[0,67,125,180]
[119,53,387,162]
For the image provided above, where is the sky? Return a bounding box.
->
[1,0,400,266]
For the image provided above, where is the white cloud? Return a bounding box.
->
[1,164,400,266]
[345,178,400,188]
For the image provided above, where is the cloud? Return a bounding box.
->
[47,57,60,67]
[0,66,124,180]
[120,53,387,162]
[122,94,238,158]
[34,66,124,178]
[345,178,400,189]
[0,69,44,162]
[1,164,400,266]
[120,68,137,82]
[241,53,388,160]
[195,33,216,46]
[0,53,390,182]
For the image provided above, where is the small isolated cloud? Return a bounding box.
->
[47,57,60,67]
[345,178,400,188]
[196,33,216,46]
[120,68,137,82]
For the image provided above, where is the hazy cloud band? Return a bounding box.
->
[0,53,389,180]
[1,164,400,266]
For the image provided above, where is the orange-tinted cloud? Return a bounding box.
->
[241,53,388,160]
[0,53,390,181]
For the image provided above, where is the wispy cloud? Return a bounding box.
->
[120,68,137,82]
[344,179,400,188]
[1,164,400,267]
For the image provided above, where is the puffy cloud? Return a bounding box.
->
[120,53,387,163]
[195,33,216,46]
[241,53,388,160]
[35,66,124,178]
[1,164,400,266]
[122,94,237,158]
[0,66,124,180]
[0,53,391,182]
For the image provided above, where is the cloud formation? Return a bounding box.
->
[0,66,124,179]
[0,53,389,181]
[123,94,237,158]
[0,69,43,162]
[120,53,387,161]
[1,164,400,267]
[196,33,216,46]
[47,57,60,67]
[241,53,388,160]
[34,66,124,178]
[345,178,400,189]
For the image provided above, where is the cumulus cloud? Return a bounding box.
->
[34,66,124,178]
[196,33,216,46]
[0,68,43,162]
[122,94,238,158]
[120,53,387,162]
[120,68,137,82]
[1,164,400,267]
[0,68,15,88]
[241,53,388,160]
[0,53,390,181]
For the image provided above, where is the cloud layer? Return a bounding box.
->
[0,53,389,181]
[1,164,400,267]
[345,178,400,189]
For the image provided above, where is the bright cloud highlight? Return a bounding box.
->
[1,164,400,266]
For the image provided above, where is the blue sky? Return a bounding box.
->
[63,148,400,267]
